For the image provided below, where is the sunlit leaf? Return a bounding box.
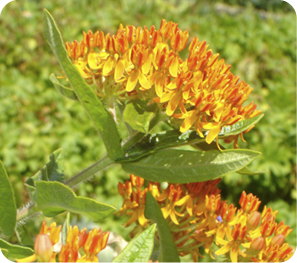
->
[43,9,124,160]
[219,114,264,137]
[112,224,156,262]
[144,192,180,262]
[122,130,204,162]
[33,181,115,221]
[0,161,16,236]
[121,149,261,183]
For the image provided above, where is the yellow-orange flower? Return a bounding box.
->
[78,228,109,262]
[64,19,262,146]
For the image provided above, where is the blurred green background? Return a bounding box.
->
[0,0,296,258]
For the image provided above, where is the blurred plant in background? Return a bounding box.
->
[0,0,295,260]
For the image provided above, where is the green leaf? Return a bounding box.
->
[49,73,78,101]
[0,238,34,261]
[121,114,263,163]
[25,148,65,197]
[43,9,124,160]
[123,100,156,133]
[122,130,204,162]
[0,161,17,236]
[33,181,115,221]
[112,224,156,262]
[191,142,263,176]
[16,225,34,246]
[1,248,9,258]
[121,149,261,183]
[144,192,180,262]
[219,113,264,137]
[61,212,70,245]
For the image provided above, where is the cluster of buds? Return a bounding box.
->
[16,221,109,262]
[117,174,294,262]
[64,19,262,147]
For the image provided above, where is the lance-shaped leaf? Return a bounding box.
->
[0,238,34,261]
[25,148,65,197]
[122,130,204,162]
[112,224,156,262]
[0,161,16,236]
[192,142,263,176]
[33,181,115,221]
[43,9,124,160]
[121,114,264,163]
[218,113,264,137]
[122,149,261,183]
[49,73,78,101]
[144,192,180,262]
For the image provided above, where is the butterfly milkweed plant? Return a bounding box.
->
[0,9,294,263]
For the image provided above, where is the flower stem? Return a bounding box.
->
[65,156,114,188]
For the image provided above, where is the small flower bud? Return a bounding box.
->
[270,234,286,247]
[249,236,265,255]
[34,234,53,262]
[247,211,261,230]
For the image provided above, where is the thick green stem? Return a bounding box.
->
[65,156,114,188]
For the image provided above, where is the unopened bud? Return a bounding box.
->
[247,211,261,230]
[270,234,285,247]
[34,234,53,262]
[249,236,265,255]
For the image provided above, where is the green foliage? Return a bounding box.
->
[145,191,180,262]
[43,9,124,161]
[122,149,261,183]
[0,161,16,236]
[122,114,263,162]
[112,224,156,262]
[0,238,34,261]
[33,181,116,221]
[219,113,264,136]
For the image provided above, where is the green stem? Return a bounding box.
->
[65,156,114,188]
[16,203,42,223]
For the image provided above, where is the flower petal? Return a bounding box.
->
[205,124,221,144]
[166,91,180,116]
[138,71,151,90]
[126,70,139,92]
[115,59,125,80]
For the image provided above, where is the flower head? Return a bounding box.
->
[65,19,262,146]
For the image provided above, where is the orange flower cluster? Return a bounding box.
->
[65,19,262,145]
[117,175,294,262]
[16,221,109,262]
